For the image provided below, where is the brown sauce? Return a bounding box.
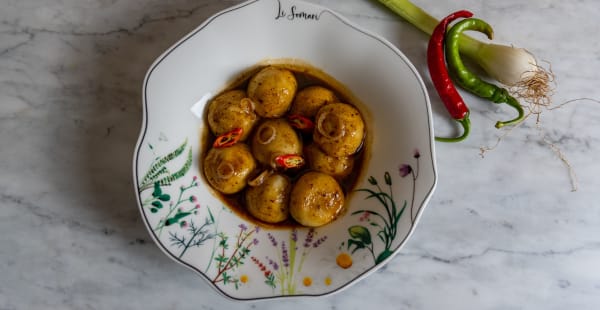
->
[200,60,371,229]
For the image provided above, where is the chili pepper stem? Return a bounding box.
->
[435,117,470,143]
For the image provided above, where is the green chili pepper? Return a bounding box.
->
[445,18,525,128]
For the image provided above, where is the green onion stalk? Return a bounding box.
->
[378,0,550,97]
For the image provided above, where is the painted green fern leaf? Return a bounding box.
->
[144,166,168,184]
[139,139,191,191]
[155,148,193,187]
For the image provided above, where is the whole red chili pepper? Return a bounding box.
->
[427,10,473,142]
[213,127,243,148]
[288,114,315,132]
[274,154,305,169]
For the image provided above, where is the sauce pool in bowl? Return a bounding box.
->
[200,61,371,229]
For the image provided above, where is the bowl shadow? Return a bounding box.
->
[71,2,238,256]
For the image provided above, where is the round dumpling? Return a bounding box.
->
[305,143,354,180]
[207,89,258,141]
[251,119,302,168]
[290,171,345,227]
[203,144,256,194]
[245,172,291,224]
[247,66,297,118]
[289,86,337,118]
[314,103,365,157]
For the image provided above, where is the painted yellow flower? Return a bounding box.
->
[240,274,249,284]
[324,276,332,286]
[336,253,353,269]
[303,277,312,287]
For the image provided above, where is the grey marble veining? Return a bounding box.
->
[1,0,599,309]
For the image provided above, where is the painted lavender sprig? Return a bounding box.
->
[262,228,328,295]
[298,228,327,273]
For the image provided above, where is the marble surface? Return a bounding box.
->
[1,0,599,309]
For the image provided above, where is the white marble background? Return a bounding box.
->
[1,0,599,309]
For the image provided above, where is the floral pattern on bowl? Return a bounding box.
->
[134,0,437,300]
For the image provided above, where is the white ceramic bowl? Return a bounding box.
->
[133,0,437,300]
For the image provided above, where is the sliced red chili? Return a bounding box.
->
[288,114,314,132]
[274,154,305,169]
[213,128,243,148]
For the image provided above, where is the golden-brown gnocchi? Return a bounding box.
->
[289,85,337,118]
[247,66,297,118]
[207,90,258,141]
[289,171,345,227]
[314,102,365,157]
[250,118,302,168]
[202,64,367,228]
[203,144,256,194]
[305,143,354,179]
[245,172,291,224]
